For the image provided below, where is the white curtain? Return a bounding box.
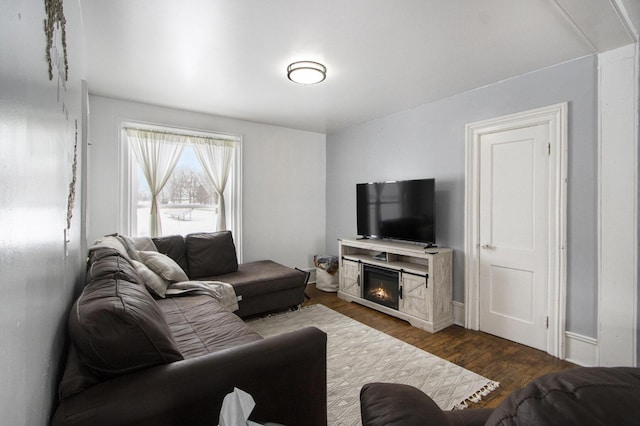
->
[125,128,186,237]
[190,135,236,231]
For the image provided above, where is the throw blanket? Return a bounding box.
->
[90,234,157,261]
[166,280,240,312]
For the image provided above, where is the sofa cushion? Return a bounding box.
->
[486,367,640,426]
[212,260,305,298]
[69,262,184,377]
[157,295,262,358]
[87,247,144,286]
[186,231,238,278]
[153,234,189,275]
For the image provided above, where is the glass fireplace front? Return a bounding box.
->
[363,265,399,310]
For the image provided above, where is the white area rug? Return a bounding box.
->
[247,304,498,426]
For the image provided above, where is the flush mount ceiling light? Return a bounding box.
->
[287,61,327,84]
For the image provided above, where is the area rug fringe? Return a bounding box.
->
[454,380,500,410]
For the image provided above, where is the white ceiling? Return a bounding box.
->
[80,0,638,134]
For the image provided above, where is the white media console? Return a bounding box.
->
[338,238,453,333]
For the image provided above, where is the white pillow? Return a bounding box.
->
[138,250,189,283]
[132,259,169,298]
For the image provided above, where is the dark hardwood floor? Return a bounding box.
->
[302,283,576,409]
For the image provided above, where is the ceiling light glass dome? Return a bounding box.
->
[287,61,327,85]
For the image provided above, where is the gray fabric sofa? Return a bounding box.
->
[52,233,326,425]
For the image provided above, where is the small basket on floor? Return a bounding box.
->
[314,255,339,292]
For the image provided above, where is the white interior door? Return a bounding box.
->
[478,124,549,351]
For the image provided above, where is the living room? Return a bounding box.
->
[2,1,640,425]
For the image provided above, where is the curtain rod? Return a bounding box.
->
[124,126,240,142]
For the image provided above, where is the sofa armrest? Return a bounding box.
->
[52,327,327,426]
[360,382,493,426]
[361,382,450,426]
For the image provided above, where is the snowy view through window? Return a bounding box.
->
[136,145,218,236]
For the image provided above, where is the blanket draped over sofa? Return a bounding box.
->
[52,231,327,426]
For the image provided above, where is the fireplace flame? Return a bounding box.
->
[371,286,391,301]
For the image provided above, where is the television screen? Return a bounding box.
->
[356,178,435,245]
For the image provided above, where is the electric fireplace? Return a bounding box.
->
[363,265,399,310]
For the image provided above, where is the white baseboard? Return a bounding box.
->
[452,301,465,326]
[564,331,598,366]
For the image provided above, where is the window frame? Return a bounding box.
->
[118,120,243,261]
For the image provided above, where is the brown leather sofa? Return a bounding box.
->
[152,231,309,318]
[360,367,640,426]
[52,234,327,426]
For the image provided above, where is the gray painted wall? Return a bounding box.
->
[88,96,327,270]
[326,55,598,338]
[0,1,86,424]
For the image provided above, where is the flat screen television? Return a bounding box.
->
[356,178,435,246]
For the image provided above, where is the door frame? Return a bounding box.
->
[464,103,568,358]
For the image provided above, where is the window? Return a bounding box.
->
[120,123,242,258]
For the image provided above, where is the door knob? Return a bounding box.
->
[481,244,491,250]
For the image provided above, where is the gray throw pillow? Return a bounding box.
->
[138,250,189,283]
[132,259,170,298]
